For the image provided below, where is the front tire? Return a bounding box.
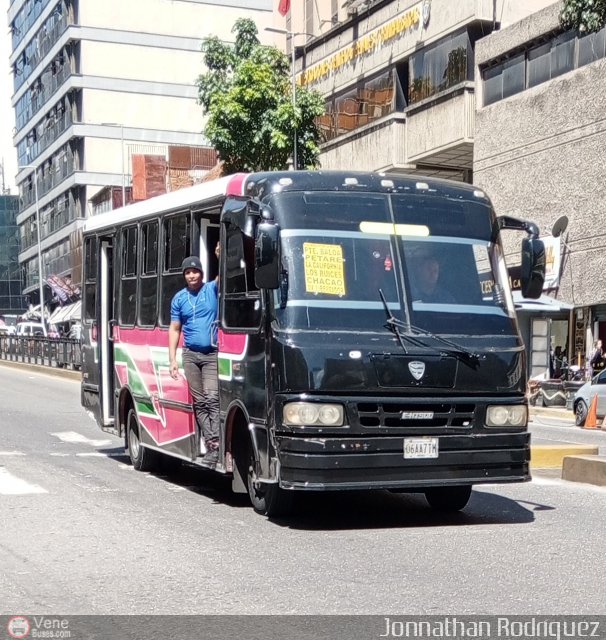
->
[575,400,588,427]
[126,407,160,472]
[424,485,472,512]
[236,436,293,517]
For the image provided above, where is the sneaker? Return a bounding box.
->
[201,449,218,465]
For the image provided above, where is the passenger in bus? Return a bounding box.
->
[168,256,220,465]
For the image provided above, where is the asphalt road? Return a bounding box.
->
[1,363,606,615]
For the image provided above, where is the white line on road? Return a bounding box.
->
[0,452,26,456]
[50,431,112,447]
[0,467,47,495]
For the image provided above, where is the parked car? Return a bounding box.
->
[0,325,16,335]
[15,322,47,337]
[572,370,606,425]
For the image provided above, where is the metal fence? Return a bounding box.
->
[0,336,82,370]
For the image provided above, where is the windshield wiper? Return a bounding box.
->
[378,289,427,354]
[407,323,482,366]
[378,290,481,367]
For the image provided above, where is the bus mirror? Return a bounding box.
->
[255,223,280,289]
[520,237,546,299]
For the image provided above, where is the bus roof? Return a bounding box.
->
[83,170,490,234]
[83,173,246,234]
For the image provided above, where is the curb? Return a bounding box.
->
[562,455,606,487]
[530,443,599,469]
[0,359,81,381]
[529,406,574,421]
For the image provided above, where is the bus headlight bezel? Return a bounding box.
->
[283,402,345,426]
[485,404,527,427]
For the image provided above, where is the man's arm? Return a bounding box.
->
[168,320,182,379]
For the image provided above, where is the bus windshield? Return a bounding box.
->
[271,191,518,338]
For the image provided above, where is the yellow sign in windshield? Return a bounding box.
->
[303,243,346,296]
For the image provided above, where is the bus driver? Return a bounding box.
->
[168,255,219,464]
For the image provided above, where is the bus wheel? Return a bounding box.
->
[126,407,160,472]
[241,439,293,517]
[424,485,472,512]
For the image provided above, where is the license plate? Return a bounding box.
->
[403,437,439,459]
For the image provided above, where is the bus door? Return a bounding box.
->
[98,238,115,428]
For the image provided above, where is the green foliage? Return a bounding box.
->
[560,0,606,33]
[196,18,325,172]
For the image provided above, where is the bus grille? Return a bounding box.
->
[355,402,476,428]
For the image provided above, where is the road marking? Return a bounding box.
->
[50,431,112,447]
[0,451,26,457]
[76,452,110,457]
[0,467,47,495]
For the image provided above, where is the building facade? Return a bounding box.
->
[0,194,26,316]
[270,0,555,178]
[8,0,272,301]
[474,0,606,378]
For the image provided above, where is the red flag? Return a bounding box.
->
[278,0,290,16]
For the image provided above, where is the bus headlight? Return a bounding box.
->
[283,402,344,426]
[486,405,527,427]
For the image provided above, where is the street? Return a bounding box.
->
[1,363,606,615]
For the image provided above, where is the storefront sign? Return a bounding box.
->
[298,4,422,87]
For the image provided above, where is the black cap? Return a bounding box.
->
[181,256,203,273]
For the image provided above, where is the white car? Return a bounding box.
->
[572,370,606,425]
[15,322,47,337]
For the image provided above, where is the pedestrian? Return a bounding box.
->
[588,339,604,380]
[168,255,219,464]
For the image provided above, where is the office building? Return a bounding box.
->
[8,0,272,299]
[474,0,606,378]
[0,194,26,315]
[269,0,554,178]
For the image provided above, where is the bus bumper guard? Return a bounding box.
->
[275,432,530,490]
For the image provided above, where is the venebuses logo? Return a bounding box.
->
[7,616,30,639]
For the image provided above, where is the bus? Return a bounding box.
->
[81,171,545,517]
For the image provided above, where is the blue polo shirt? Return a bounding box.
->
[171,280,218,352]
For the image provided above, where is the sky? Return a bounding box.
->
[0,15,17,195]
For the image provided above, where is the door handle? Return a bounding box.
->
[108,319,118,342]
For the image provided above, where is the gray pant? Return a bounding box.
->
[182,349,219,450]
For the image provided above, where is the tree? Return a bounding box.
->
[196,19,325,173]
[560,0,606,33]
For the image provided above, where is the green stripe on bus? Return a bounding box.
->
[218,356,231,378]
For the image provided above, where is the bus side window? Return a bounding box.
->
[119,225,138,326]
[222,225,261,331]
[83,237,97,323]
[139,221,158,327]
[159,213,191,326]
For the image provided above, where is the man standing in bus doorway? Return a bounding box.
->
[169,255,219,465]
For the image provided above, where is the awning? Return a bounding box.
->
[512,291,573,313]
[49,301,81,324]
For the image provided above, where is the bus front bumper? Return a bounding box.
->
[275,432,530,491]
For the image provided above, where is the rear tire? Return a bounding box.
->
[126,407,161,472]
[424,485,472,512]
[236,435,293,517]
